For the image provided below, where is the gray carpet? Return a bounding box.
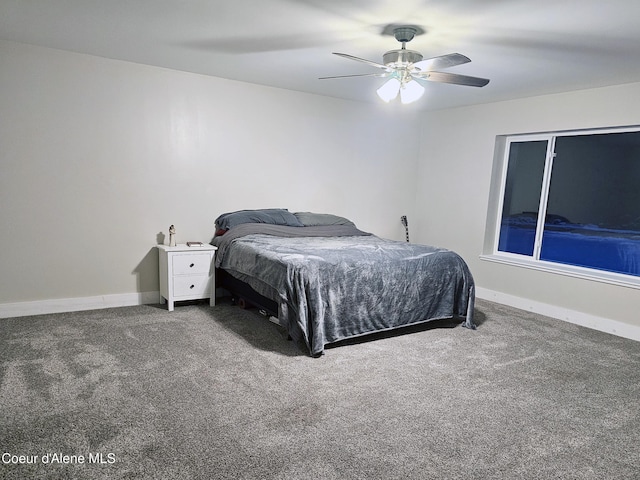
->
[1,298,638,480]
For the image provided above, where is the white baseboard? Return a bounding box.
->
[476,287,640,342]
[2,288,638,343]
[0,291,161,319]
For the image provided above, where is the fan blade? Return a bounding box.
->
[414,71,490,87]
[412,53,471,72]
[332,52,390,71]
[319,72,389,80]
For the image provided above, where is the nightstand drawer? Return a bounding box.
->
[172,254,211,275]
[173,275,211,297]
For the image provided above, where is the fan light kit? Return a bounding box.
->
[320,25,489,105]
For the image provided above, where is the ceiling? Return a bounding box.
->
[2,0,640,111]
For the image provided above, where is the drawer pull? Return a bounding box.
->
[189,263,195,268]
[190,284,195,289]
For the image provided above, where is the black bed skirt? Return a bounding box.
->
[216,268,279,317]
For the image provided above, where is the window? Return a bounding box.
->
[483,127,640,287]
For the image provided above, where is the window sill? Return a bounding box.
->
[479,253,640,290]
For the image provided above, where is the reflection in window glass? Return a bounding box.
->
[540,132,640,275]
[496,129,640,278]
[498,141,547,256]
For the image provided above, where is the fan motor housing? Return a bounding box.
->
[383,49,423,67]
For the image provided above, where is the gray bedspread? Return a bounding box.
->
[213,224,476,356]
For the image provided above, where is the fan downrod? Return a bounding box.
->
[382,26,425,66]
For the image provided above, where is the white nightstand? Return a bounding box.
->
[157,244,217,311]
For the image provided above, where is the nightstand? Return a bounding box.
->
[157,244,217,311]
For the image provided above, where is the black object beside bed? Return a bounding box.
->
[212,209,476,356]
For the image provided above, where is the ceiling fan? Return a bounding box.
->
[320,25,490,104]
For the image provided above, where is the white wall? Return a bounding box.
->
[0,40,420,306]
[2,39,637,337]
[415,83,640,332]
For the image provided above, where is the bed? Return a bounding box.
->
[212,209,476,356]
[499,212,640,276]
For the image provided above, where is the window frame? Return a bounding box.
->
[481,126,640,290]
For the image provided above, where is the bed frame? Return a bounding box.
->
[216,268,279,317]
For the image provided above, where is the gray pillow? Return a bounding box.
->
[293,212,355,227]
[215,209,304,231]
